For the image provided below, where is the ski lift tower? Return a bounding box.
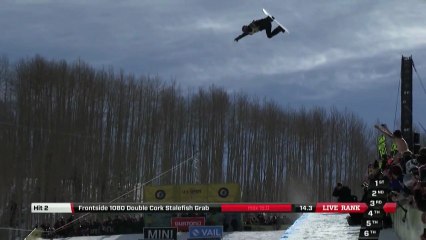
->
[401,55,413,150]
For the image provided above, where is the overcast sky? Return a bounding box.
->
[1,0,426,128]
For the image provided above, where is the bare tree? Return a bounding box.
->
[0,56,375,239]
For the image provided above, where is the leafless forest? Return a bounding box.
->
[0,55,375,235]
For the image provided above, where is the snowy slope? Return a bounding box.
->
[48,213,401,240]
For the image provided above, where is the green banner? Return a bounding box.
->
[391,143,398,155]
[377,135,387,157]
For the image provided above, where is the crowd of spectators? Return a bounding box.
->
[371,124,426,212]
[36,215,144,238]
[244,214,282,225]
[365,147,426,213]
[333,125,426,233]
[361,126,426,239]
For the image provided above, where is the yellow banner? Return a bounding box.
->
[143,183,240,203]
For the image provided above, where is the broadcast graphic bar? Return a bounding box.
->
[31,203,74,213]
[31,202,396,214]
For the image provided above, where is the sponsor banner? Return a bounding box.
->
[143,227,177,240]
[171,217,205,232]
[143,183,240,203]
[188,225,223,239]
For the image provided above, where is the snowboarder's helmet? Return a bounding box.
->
[242,25,250,33]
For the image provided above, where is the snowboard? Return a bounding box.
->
[262,8,289,34]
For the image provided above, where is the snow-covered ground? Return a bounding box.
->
[279,213,399,240]
[280,213,359,240]
[48,213,400,240]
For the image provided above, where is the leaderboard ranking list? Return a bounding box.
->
[31,202,397,214]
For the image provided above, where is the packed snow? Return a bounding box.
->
[49,213,401,240]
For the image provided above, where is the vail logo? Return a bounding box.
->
[189,226,223,238]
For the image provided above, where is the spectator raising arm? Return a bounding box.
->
[374,124,409,156]
[374,124,394,138]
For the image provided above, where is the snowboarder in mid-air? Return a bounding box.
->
[234,15,285,42]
